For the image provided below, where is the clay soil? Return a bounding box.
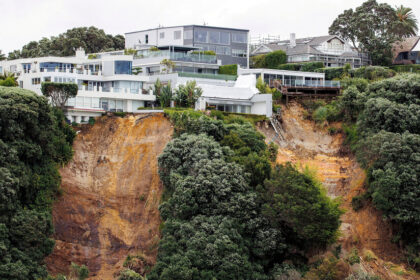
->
[45,113,172,279]
[258,102,419,280]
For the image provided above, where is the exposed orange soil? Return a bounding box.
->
[45,113,173,279]
[258,102,419,280]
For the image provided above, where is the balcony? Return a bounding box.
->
[178,72,237,81]
[39,67,101,75]
[135,50,217,64]
[281,79,340,88]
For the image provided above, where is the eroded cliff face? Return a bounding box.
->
[45,114,172,279]
[259,102,418,280]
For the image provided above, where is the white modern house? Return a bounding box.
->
[0,48,276,120]
[0,48,155,123]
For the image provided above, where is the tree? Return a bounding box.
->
[264,50,287,69]
[69,262,89,280]
[394,5,418,38]
[158,82,173,108]
[41,82,78,109]
[262,164,343,250]
[8,26,125,59]
[132,67,142,75]
[0,50,5,61]
[160,59,175,73]
[329,0,411,65]
[0,72,18,87]
[173,81,202,108]
[0,86,74,279]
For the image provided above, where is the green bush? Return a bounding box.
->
[390,64,420,74]
[351,66,395,80]
[346,248,360,265]
[0,76,18,87]
[315,67,345,80]
[268,142,279,162]
[264,50,287,68]
[114,111,126,117]
[351,192,369,211]
[219,64,237,75]
[277,62,324,72]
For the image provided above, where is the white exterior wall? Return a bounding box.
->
[125,26,185,48]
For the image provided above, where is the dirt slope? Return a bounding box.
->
[258,102,419,280]
[45,113,172,279]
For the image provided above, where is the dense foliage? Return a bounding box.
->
[339,74,420,268]
[148,110,343,279]
[314,66,395,80]
[329,0,418,65]
[277,62,324,72]
[218,64,238,76]
[7,26,124,59]
[0,87,75,279]
[251,50,287,69]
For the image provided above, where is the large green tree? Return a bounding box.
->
[329,0,418,65]
[394,5,418,38]
[8,26,125,59]
[0,86,74,279]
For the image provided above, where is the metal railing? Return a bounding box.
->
[278,79,340,88]
[135,50,217,64]
[178,72,237,81]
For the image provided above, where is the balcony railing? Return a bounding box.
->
[178,72,237,81]
[135,50,217,64]
[77,85,151,95]
[39,67,101,75]
[280,79,340,88]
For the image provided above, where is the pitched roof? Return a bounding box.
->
[252,35,344,56]
[392,36,420,61]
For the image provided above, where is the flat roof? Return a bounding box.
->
[125,24,249,35]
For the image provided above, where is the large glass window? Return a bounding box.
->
[232,33,247,43]
[216,46,231,55]
[114,61,132,75]
[209,31,220,44]
[194,30,208,43]
[220,32,230,45]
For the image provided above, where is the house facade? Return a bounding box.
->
[252,34,370,68]
[392,36,420,65]
[125,25,249,67]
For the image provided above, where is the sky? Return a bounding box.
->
[1,0,419,54]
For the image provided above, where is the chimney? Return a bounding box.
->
[290,33,296,48]
[75,47,85,58]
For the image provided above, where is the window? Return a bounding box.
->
[216,46,230,55]
[184,30,193,40]
[220,32,230,45]
[209,31,220,44]
[194,30,208,43]
[159,32,165,39]
[232,33,247,43]
[145,34,149,44]
[31,78,41,85]
[22,63,31,73]
[44,76,51,82]
[174,30,181,40]
[232,49,247,57]
[114,61,132,75]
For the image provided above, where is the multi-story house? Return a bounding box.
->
[125,25,249,67]
[251,33,370,68]
[0,48,156,123]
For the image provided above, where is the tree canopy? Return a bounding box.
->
[7,26,125,59]
[41,82,78,109]
[329,0,418,65]
[0,86,75,279]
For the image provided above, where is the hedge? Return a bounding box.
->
[219,64,238,75]
[389,64,420,74]
[277,62,324,72]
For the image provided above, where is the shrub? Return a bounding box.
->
[0,77,18,87]
[265,50,287,68]
[114,112,126,117]
[277,62,324,72]
[351,192,369,211]
[315,67,345,80]
[363,249,378,262]
[340,77,369,92]
[312,106,328,123]
[390,64,420,74]
[328,127,338,135]
[351,66,395,80]
[346,248,360,265]
[219,64,237,75]
[268,142,279,162]
[304,255,350,280]
[251,54,267,68]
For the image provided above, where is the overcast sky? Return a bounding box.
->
[1,0,419,54]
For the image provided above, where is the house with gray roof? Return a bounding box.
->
[251,33,370,68]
